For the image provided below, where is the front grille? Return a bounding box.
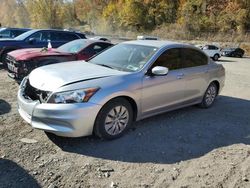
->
[6,55,16,63]
[23,79,51,103]
[6,55,19,72]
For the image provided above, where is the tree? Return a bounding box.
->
[0,0,18,26]
[25,0,65,28]
[15,0,30,27]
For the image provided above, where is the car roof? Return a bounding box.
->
[0,27,30,31]
[31,29,84,34]
[72,39,112,44]
[204,44,219,47]
[123,40,189,48]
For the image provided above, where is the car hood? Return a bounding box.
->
[8,48,72,61]
[29,61,125,91]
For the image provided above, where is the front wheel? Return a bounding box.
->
[94,98,133,139]
[199,82,218,108]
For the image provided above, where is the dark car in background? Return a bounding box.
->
[221,48,245,58]
[0,28,31,39]
[0,29,86,65]
[7,39,113,80]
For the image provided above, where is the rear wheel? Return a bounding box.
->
[199,82,218,108]
[213,54,219,61]
[94,98,133,140]
[237,53,243,58]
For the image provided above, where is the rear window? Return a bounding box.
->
[203,45,218,50]
[0,29,10,37]
[181,48,208,68]
[76,33,86,39]
[11,30,26,38]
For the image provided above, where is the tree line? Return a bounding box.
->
[0,0,249,35]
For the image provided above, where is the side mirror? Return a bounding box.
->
[28,38,36,44]
[151,66,169,76]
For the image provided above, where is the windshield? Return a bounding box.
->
[14,30,36,40]
[89,43,158,72]
[57,39,89,53]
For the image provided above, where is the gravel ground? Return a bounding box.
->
[0,56,250,188]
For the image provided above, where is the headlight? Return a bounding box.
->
[50,87,99,104]
[19,76,28,90]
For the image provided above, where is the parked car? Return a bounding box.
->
[90,36,111,42]
[7,39,113,80]
[137,35,159,40]
[0,29,86,65]
[201,45,221,61]
[0,27,31,39]
[221,47,244,58]
[195,44,203,49]
[17,40,225,139]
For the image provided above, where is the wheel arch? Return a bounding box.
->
[97,96,138,121]
[210,80,220,95]
[92,95,138,138]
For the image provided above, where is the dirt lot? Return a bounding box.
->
[0,56,250,188]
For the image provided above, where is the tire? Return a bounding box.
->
[94,98,133,140]
[213,54,219,61]
[199,82,218,108]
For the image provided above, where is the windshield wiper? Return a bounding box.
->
[96,64,114,69]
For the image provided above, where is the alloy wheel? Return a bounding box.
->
[205,85,217,106]
[104,105,129,136]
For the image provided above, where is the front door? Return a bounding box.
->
[141,48,186,117]
[25,31,50,48]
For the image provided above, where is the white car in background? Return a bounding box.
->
[201,45,221,61]
[137,35,159,40]
[90,36,111,42]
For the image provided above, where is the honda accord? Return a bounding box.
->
[17,40,225,139]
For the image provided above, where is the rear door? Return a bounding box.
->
[180,48,210,102]
[141,48,186,116]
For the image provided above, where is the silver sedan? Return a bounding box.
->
[17,40,225,139]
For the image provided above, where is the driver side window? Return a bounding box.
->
[27,31,50,42]
[152,48,182,70]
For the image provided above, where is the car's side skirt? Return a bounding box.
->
[137,97,202,121]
